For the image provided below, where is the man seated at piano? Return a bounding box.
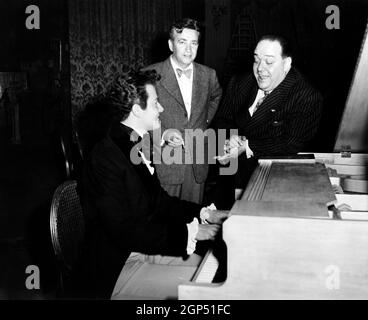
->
[213,34,323,206]
[77,69,228,299]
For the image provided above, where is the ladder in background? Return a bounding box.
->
[221,7,257,85]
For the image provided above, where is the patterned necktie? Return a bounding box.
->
[253,91,269,114]
[176,68,192,79]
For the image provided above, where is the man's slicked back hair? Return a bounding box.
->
[257,35,293,58]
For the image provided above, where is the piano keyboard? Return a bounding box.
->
[194,250,219,283]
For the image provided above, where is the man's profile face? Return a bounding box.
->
[253,39,291,92]
[140,84,164,131]
[168,28,199,69]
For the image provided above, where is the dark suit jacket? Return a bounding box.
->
[144,58,222,184]
[79,123,201,298]
[214,67,322,157]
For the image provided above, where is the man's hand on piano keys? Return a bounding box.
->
[196,224,220,241]
[205,210,229,225]
[200,204,229,225]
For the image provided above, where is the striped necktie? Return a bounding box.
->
[253,91,269,114]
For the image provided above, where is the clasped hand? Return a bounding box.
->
[162,129,184,147]
[196,224,220,241]
[203,209,229,224]
[195,210,229,240]
[215,135,247,164]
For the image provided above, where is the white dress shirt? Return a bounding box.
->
[123,123,155,175]
[170,55,193,119]
[248,89,267,117]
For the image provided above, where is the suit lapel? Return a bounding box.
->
[247,84,259,110]
[248,68,298,130]
[159,58,186,112]
[236,80,258,129]
[110,124,158,187]
[190,63,208,123]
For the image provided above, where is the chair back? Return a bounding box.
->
[50,180,85,272]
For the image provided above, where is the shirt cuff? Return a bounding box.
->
[244,139,254,159]
[186,218,199,255]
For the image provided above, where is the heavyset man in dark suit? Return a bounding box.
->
[144,18,222,204]
[78,70,226,299]
[214,35,323,206]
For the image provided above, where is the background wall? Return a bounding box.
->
[68,0,182,117]
[0,0,70,144]
[0,0,368,298]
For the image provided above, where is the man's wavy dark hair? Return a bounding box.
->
[76,69,161,155]
[108,69,161,122]
[169,18,201,40]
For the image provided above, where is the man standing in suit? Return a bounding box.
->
[144,18,222,204]
[78,70,226,299]
[214,35,322,204]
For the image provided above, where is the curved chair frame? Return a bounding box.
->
[60,136,72,179]
[50,180,84,272]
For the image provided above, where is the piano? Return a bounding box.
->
[178,20,368,300]
[112,20,368,301]
[179,159,368,299]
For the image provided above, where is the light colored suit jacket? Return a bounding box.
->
[144,58,222,184]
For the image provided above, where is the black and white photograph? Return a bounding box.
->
[1,0,368,305]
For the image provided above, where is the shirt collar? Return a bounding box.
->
[121,121,147,139]
[258,88,272,97]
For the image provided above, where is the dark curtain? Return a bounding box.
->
[68,0,182,117]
